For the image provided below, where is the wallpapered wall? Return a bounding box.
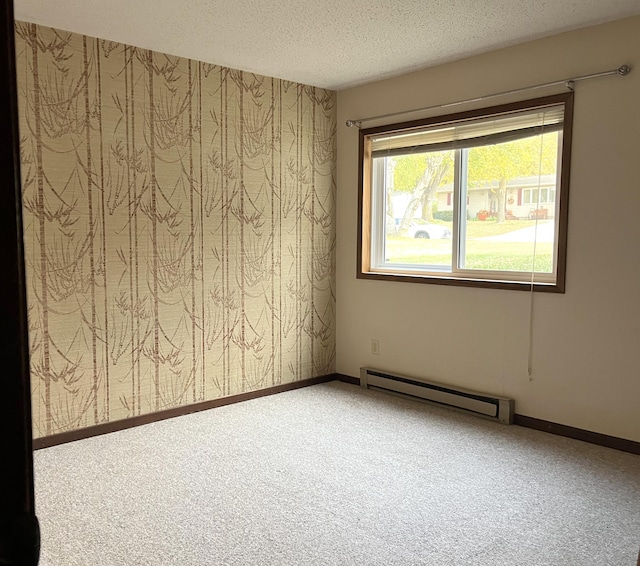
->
[15,22,337,439]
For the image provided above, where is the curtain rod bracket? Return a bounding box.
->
[618,64,631,76]
[566,80,575,91]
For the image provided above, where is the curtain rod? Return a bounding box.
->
[345,64,631,128]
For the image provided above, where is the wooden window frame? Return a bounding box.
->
[356,93,574,293]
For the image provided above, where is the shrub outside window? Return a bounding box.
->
[357,93,574,292]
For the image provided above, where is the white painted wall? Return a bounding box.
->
[336,16,640,442]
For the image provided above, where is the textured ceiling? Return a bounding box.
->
[14,0,640,90]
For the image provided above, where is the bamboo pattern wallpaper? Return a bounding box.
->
[15,22,337,439]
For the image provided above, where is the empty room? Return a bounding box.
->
[1,0,639,564]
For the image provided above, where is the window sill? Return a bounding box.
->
[357,270,564,293]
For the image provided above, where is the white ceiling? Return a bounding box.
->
[14,0,640,90]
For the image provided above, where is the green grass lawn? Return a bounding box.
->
[386,220,553,272]
[427,219,544,238]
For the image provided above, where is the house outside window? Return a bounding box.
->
[357,93,574,292]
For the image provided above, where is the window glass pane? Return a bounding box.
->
[461,132,559,273]
[380,150,454,268]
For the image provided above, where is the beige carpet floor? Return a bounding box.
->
[34,381,640,565]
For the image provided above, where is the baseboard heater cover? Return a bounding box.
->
[360,367,514,424]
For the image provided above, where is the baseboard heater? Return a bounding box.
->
[360,367,514,424]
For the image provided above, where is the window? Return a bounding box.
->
[357,93,574,292]
[522,187,556,205]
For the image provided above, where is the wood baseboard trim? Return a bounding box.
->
[33,374,337,450]
[334,373,360,386]
[344,373,638,455]
[34,374,638,457]
[514,415,640,455]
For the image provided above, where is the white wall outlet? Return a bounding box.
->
[371,339,380,355]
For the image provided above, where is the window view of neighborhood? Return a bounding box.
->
[377,131,560,275]
[360,94,572,290]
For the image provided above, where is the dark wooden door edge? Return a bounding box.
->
[1,1,41,564]
[33,374,338,450]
